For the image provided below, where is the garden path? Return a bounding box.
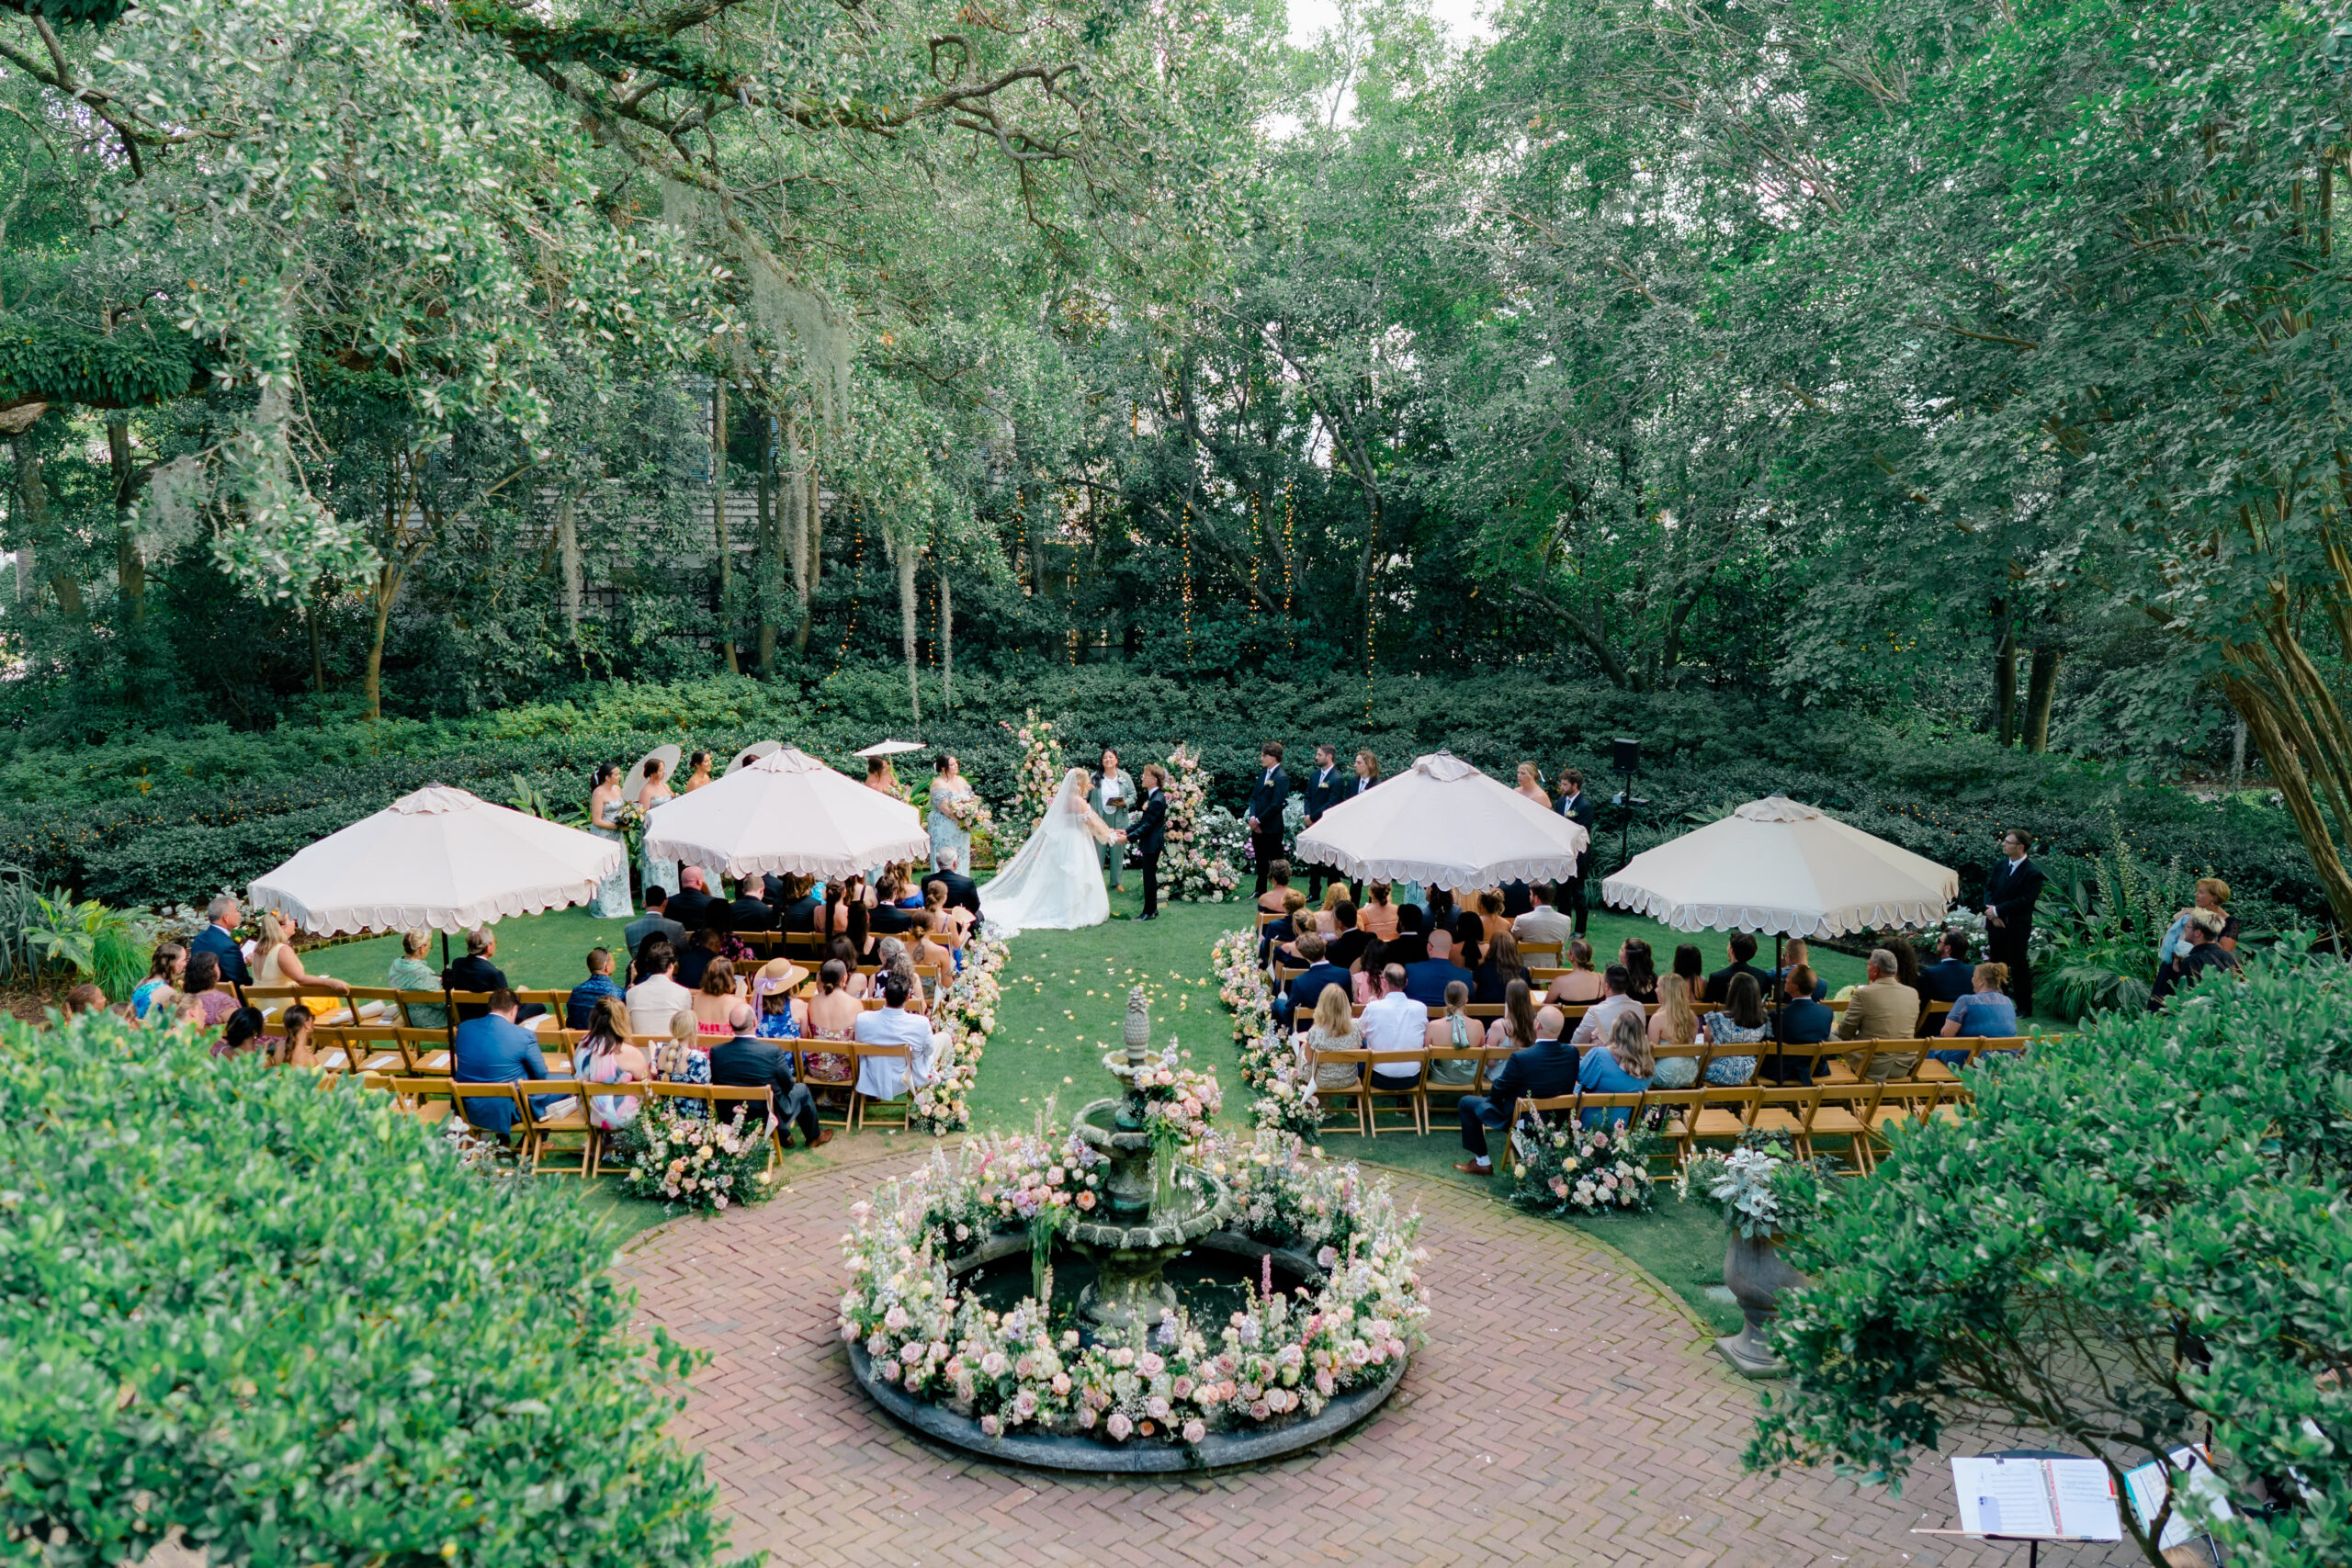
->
[623,1136,2136,1568]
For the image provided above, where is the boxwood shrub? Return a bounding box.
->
[0,1016,746,1568]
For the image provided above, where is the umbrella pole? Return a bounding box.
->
[441,930,451,973]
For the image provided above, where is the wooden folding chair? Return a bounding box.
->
[1749,1085,1824,1155]
[783,931,827,955]
[1574,1089,1647,1134]
[1421,1043,1491,1121]
[1756,1042,1830,1088]
[514,1079,594,1177]
[390,1025,453,1075]
[1862,1082,1940,1167]
[1687,1086,1758,1156]
[448,1080,522,1144]
[340,987,407,1024]
[1820,1040,1869,1084]
[445,989,494,1023]
[739,930,783,957]
[1305,1045,1375,1136]
[1504,1094,1580,1177]
[1650,1042,1711,1089]
[1640,1088,1706,1171]
[1528,966,1567,987]
[394,989,453,1031]
[1809,1079,1883,1174]
[1363,1050,1427,1136]
[847,1042,914,1131]
[516,988,573,1024]
[377,1074,456,1126]
[310,1025,405,1077]
[1517,941,1563,966]
[587,1082,656,1175]
[797,1039,858,1128]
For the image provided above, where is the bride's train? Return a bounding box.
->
[978,769,1122,939]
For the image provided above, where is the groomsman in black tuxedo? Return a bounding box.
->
[1128,765,1170,919]
[1555,767,1598,936]
[1245,741,1292,897]
[1983,828,2047,1019]
[1299,743,1346,898]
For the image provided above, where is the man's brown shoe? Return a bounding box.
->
[808,1128,834,1150]
[1453,1161,1492,1176]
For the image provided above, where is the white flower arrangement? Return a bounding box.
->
[1163,746,1243,901]
[1212,929,1321,1135]
[998,710,1067,847]
[910,928,1011,1136]
[837,1130,1427,1449]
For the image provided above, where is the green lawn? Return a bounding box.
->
[299,891,1860,1324]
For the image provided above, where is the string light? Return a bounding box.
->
[1249,491,1261,629]
[1181,502,1194,668]
[1363,502,1378,723]
[832,501,862,673]
[1283,479,1295,653]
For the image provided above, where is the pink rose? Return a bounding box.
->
[1107,1412,1133,1441]
[1182,1419,1207,1444]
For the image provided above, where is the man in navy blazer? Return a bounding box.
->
[1279,932,1349,1023]
[1555,769,1599,937]
[1917,929,1975,1004]
[1298,744,1345,897]
[1455,1006,1579,1174]
[451,990,552,1139]
[1983,829,2047,1017]
[188,894,252,987]
[1245,741,1292,897]
[1403,929,1473,1009]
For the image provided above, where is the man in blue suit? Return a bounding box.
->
[1555,769,1599,937]
[188,894,253,987]
[1279,932,1350,1024]
[1402,929,1473,1009]
[1917,929,1975,1003]
[1245,742,1292,897]
[1298,744,1346,898]
[1454,1005,1579,1174]
[452,989,552,1140]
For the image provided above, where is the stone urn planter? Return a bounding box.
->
[1715,1231,1805,1378]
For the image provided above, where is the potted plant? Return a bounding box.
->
[1677,1132,1831,1377]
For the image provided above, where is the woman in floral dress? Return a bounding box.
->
[587,762,634,918]
[926,753,975,872]
[637,756,678,907]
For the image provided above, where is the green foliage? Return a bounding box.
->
[1750,955,2352,1567]
[21,892,157,999]
[0,864,46,985]
[0,1014,746,1567]
[0,316,202,410]
[2035,818,2202,1021]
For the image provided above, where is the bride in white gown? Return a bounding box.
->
[980,767,1124,939]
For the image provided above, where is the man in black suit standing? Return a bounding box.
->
[1298,744,1345,899]
[1983,829,2046,1019]
[1128,764,1169,919]
[1453,1004,1578,1175]
[1555,767,1598,937]
[1244,742,1291,897]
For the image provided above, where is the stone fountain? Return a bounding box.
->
[1064,987,1233,1332]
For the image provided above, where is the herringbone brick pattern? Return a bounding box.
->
[621,1145,2136,1567]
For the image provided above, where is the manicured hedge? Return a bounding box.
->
[0,669,2323,921]
[0,1016,745,1568]
[1753,955,2352,1568]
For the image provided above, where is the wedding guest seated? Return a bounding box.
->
[1403,929,1472,1009]
[269,1003,318,1068]
[1383,903,1430,965]
[869,868,917,934]
[1513,891,1574,951]
[1766,937,1830,1001]
[1569,964,1644,1044]
[1705,932,1770,1004]
[1261,887,1310,964]
[1484,977,1539,1050]
[1619,938,1659,1004]
[576,998,650,1134]
[652,1010,711,1110]
[1474,930,1529,1006]
[131,942,186,1021]
[1578,1012,1654,1125]
[1427,980,1482,1085]
[1834,949,1925,1080]
[1646,974,1704,1084]
[1454,1004,1577,1175]
[775,874,824,933]
[2151,911,2240,1010]
[1700,973,1770,1084]
[1934,961,2022,1062]
[1313,885,1348,936]
[676,924,735,989]
[822,893,876,964]
[445,927,540,1021]
[1324,898,1374,973]
[852,972,937,1103]
[252,911,352,1003]
[565,946,623,1030]
[213,1005,267,1059]
[63,982,108,1019]
[1304,984,1364,1091]
[709,999,830,1149]
[1544,938,1607,1005]
[689,959,741,1038]
[927,848,983,931]
[665,866,721,931]
[1360,963,1428,1087]
[626,941,694,1035]
[801,959,863,1095]
[1280,933,1349,1023]
[451,989,552,1139]
[1671,942,1705,998]
[827,936,873,998]
[1258,860,1295,916]
[727,877,776,932]
[626,887,686,960]
[1476,890,1512,943]
[1916,929,1974,1004]
[1760,966,1836,1084]
[1422,886,1458,939]
[1358,884,1399,940]
[388,930,447,1027]
[905,910,956,976]
[175,951,241,1031]
[922,881,971,955]
[876,936,929,1014]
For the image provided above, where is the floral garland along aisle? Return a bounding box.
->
[838,1127,1427,1449]
[909,927,1011,1135]
[1211,929,1323,1141]
[1161,745,1244,902]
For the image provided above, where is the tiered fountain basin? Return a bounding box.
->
[839,996,1426,1472]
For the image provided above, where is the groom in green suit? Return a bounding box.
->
[1090,749,1135,891]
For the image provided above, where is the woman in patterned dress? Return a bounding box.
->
[587,762,633,918]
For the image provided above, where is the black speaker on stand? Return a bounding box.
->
[1609,738,1645,875]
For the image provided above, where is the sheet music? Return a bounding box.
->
[1953,1457,2056,1538]
[2049,1460,2123,1540]
[2124,1446,2233,1551]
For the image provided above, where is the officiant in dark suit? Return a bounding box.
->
[1555,768,1598,937]
[1983,829,2046,1019]
[1129,765,1169,919]
[1299,744,1346,898]
[1245,742,1291,897]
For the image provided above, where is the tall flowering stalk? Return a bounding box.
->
[1162,746,1242,901]
[998,709,1066,846]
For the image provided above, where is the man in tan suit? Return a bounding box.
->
[1835,948,1925,1081]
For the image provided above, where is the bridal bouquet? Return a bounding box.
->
[940,791,992,833]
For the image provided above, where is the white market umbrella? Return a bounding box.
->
[640,745,931,883]
[854,739,925,759]
[727,739,781,774]
[1292,751,1590,893]
[248,785,627,936]
[623,744,683,802]
[1601,795,1957,938]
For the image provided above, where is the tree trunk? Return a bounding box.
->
[305,596,326,694]
[939,559,953,712]
[793,443,819,653]
[896,542,922,728]
[712,379,738,673]
[364,560,403,722]
[2023,646,2061,753]
[1993,603,2018,746]
[556,487,582,661]
[107,415,143,625]
[755,408,776,674]
[2231,714,2247,786]
[2218,626,2352,938]
[9,434,82,617]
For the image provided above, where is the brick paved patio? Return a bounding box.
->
[621,1143,2136,1567]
